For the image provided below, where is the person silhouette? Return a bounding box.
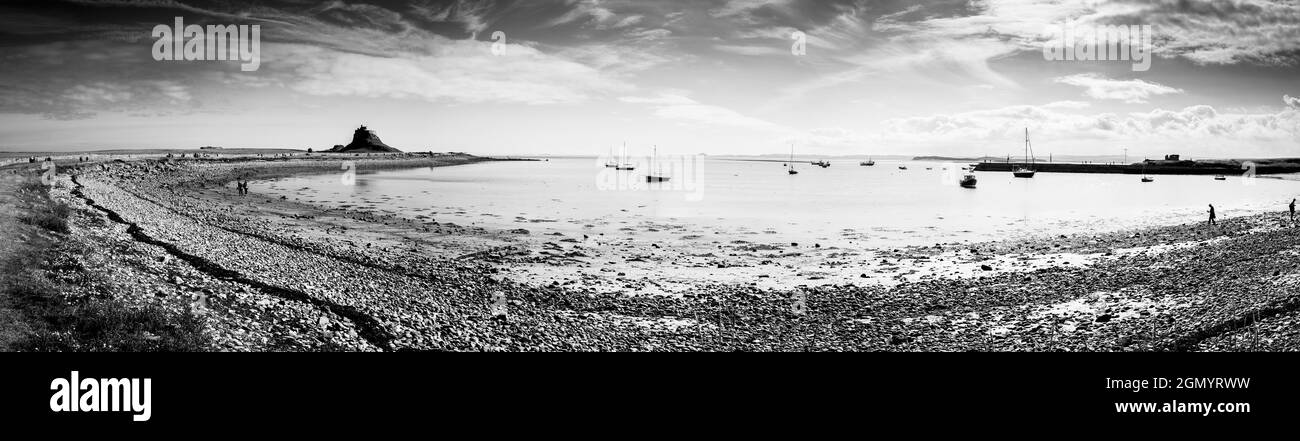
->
[1290,198,1296,222]
[1208,204,1216,226]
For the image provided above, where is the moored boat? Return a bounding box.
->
[959,173,977,188]
[645,145,670,182]
[1013,128,1036,178]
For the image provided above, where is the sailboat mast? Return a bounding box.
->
[1025,128,1031,166]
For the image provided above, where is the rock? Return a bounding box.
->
[1096,314,1113,323]
[980,264,993,271]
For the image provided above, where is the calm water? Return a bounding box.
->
[253,158,1300,248]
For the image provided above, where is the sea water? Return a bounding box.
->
[253,158,1300,248]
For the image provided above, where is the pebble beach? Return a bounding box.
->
[25,154,1300,351]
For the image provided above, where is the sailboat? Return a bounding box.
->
[604,145,618,168]
[1013,128,1036,178]
[787,143,798,175]
[860,156,875,166]
[645,145,670,182]
[1141,162,1154,182]
[615,142,635,171]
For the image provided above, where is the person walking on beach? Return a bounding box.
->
[1290,198,1296,222]
[1208,204,1216,226]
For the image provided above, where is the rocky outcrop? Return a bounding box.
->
[326,126,402,153]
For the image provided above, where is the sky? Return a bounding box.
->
[0,0,1297,158]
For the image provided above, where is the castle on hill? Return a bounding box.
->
[326,125,402,153]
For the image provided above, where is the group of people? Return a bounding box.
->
[1206,198,1298,226]
[235,180,249,195]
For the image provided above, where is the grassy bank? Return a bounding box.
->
[0,171,209,351]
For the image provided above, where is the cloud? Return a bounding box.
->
[1104,0,1300,66]
[620,93,788,131]
[284,38,629,105]
[713,44,788,56]
[409,0,496,36]
[1044,100,1092,109]
[1285,94,1300,109]
[1053,73,1183,103]
[878,98,1300,155]
[710,0,795,20]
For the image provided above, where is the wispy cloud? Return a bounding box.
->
[878,97,1300,155]
[1054,73,1183,103]
[286,38,629,105]
[620,93,788,131]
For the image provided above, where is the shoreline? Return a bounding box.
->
[10,154,1300,351]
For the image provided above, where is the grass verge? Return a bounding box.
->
[1,173,210,351]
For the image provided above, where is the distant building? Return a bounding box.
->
[1164,154,1180,161]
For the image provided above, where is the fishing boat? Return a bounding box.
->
[1214,174,1226,181]
[1012,128,1036,178]
[898,165,908,170]
[816,160,830,168]
[959,173,978,188]
[787,143,798,175]
[645,145,670,182]
[860,157,875,166]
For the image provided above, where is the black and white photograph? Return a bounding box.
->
[1,0,1297,426]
